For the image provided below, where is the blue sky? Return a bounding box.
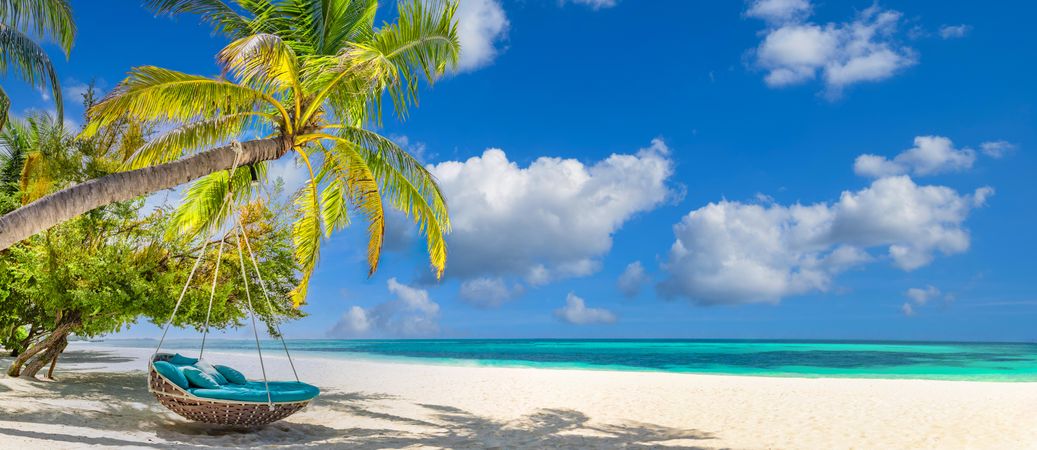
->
[7,0,1036,341]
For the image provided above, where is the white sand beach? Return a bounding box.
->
[1,342,1036,449]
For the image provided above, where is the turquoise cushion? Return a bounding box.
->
[189,381,320,403]
[215,364,247,385]
[194,360,228,385]
[182,366,221,389]
[153,361,189,390]
[169,353,199,366]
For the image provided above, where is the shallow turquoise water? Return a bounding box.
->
[106,339,1037,381]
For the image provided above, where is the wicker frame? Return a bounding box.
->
[148,355,310,426]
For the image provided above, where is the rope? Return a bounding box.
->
[236,217,300,381]
[153,238,212,357]
[153,141,245,360]
[198,237,225,359]
[236,233,274,410]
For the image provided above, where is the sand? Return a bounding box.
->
[0,342,1036,449]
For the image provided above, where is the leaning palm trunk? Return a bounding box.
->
[0,137,289,250]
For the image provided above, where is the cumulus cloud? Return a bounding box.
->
[938,24,971,39]
[901,285,946,316]
[906,285,940,304]
[617,261,650,298]
[980,140,1016,159]
[745,0,811,24]
[453,0,509,72]
[659,175,992,305]
[854,136,977,178]
[428,139,674,286]
[554,293,616,325]
[329,278,440,337]
[458,277,523,308]
[748,1,915,97]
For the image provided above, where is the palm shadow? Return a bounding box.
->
[313,389,716,449]
[0,371,342,448]
[1,369,718,449]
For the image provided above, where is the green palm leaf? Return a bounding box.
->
[168,165,264,238]
[0,24,63,125]
[124,111,274,170]
[290,174,322,306]
[82,66,289,137]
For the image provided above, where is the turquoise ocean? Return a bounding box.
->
[101,339,1037,382]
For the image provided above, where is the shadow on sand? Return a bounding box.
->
[0,351,717,449]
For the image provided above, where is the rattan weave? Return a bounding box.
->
[148,355,310,426]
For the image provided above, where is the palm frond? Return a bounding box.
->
[281,0,376,55]
[289,174,322,307]
[217,33,300,98]
[324,140,387,276]
[0,85,9,131]
[82,66,288,137]
[0,24,63,124]
[316,128,447,278]
[300,1,458,124]
[167,165,264,238]
[124,111,273,170]
[0,0,76,53]
[317,155,349,236]
[146,0,254,38]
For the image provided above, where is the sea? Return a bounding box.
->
[98,338,1037,382]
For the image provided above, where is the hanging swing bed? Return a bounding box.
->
[148,150,319,426]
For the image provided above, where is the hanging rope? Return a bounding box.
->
[153,142,244,358]
[198,237,226,359]
[236,232,274,410]
[236,217,300,381]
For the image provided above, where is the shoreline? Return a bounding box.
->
[1,343,1037,448]
[84,339,1037,383]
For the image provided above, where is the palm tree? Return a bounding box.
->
[0,0,459,305]
[0,112,74,204]
[0,0,76,130]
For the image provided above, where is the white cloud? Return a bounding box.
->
[746,0,811,24]
[453,0,509,72]
[749,1,915,97]
[332,306,372,334]
[428,139,674,286]
[980,140,1016,159]
[554,293,616,325]
[328,278,440,337]
[938,24,971,39]
[854,136,977,178]
[659,175,991,305]
[906,285,940,305]
[567,0,618,9]
[617,261,649,298]
[902,284,947,316]
[458,277,523,308]
[901,302,915,316]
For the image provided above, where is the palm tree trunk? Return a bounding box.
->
[0,137,290,250]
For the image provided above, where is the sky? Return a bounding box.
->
[5,0,1036,342]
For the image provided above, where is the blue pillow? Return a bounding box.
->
[169,353,199,366]
[182,366,222,389]
[215,364,247,385]
[153,361,189,389]
[194,360,228,385]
